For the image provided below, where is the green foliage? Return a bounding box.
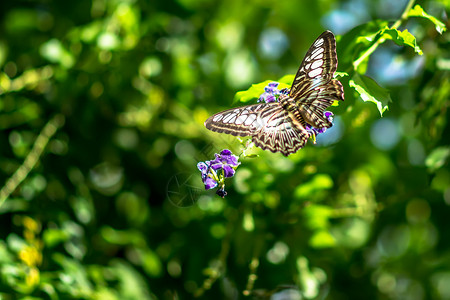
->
[407,4,447,33]
[349,73,392,116]
[0,0,448,299]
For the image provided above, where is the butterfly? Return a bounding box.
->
[204,30,344,156]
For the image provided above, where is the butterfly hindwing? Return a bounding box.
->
[252,111,309,156]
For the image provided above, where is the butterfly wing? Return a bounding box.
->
[204,103,274,136]
[251,104,309,156]
[204,102,309,156]
[290,31,344,129]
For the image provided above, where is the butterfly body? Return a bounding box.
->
[205,31,344,156]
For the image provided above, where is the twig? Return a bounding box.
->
[0,114,65,206]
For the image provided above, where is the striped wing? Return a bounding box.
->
[204,103,309,156]
[204,31,345,156]
[290,31,344,129]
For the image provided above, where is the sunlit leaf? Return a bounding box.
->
[39,39,75,69]
[234,80,273,103]
[43,228,69,248]
[309,230,336,248]
[426,147,450,172]
[382,27,423,55]
[408,4,447,34]
[294,174,333,199]
[349,73,391,116]
[337,20,389,70]
[296,256,325,299]
[234,75,292,103]
[303,204,333,229]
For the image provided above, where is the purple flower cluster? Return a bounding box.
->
[197,149,240,197]
[258,82,289,103]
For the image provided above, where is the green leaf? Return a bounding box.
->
[408,4,447,34]
[303,204,333,229]
[426,146,450,172]
[309,230,336,248]
[296,256,326,298]
[382,28,423,55]
[234,75,293,104]
[337,20,389,70]
[234,80,273,103]
[349,73,391,116]
[277,74,295,85]
[294,174,333,199]
[39,39,75,69]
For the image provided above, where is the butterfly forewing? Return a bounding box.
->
[290,31,339,98]
[204,30,344,156]
[288,31,344,130]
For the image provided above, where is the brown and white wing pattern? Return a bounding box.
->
[204,102,309,156]
[251,104,309,156]
[290,31,344,129]
[204,30,344,156]
[204,103,274,137]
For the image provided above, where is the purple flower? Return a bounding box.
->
[204,177,218,190]
[197,161,218,190]
[258,82,287,103]
[306,111,334,137]
[197,149,240,195]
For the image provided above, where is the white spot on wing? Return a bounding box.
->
[311,59,323,70]
[311,47,324,57]
[235,115,247,125]
[308,68,322,78]
[312,53,323,60]
[244,114,257,125]
[223,113,236,123]
[213,114,223,122]
[314,38,324,46]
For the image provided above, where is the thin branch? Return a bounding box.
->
[0,114,65,207]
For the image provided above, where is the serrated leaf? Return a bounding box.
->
[408,4,447,34]
[382,27,423,55]
[425,147,450,172]
[334,71,349,78]
[349,73,391,116]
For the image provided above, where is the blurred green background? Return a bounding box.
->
[0,0,449,299]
